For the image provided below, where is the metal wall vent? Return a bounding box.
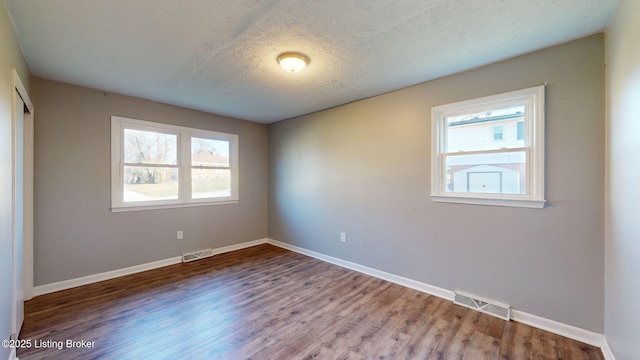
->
[453,291,511,321]
[182,248,214,263]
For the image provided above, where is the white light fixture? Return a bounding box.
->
[277,52,309,73]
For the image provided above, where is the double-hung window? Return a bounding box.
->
[111,116,239,211]
[430,85,545,208]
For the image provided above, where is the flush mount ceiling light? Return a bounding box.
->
[277,52,310,73]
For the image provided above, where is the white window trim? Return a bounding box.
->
[430,85,546,209]
[111,116,239,212]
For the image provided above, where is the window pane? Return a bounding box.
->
[192,168,231,199]
[446,105,524,152]
[444,151,526,194]
[517,121,524,140]
[191,137,230,167]
[493,126,503,140]
[124,129,177,165]
[123,166,178,202]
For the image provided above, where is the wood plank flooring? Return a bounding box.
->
[17,244,603,359]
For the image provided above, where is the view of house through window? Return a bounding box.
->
[445,106,525,194]
[191,137,232,199]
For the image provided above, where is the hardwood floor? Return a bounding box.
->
[18,244,603,360]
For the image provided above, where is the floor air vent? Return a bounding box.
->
[182,248,214,263]
[453,291,511,321]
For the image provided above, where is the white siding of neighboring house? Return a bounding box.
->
[447,117,524,152]
[446,116,525,193]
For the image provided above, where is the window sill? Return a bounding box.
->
[111,200,239,213]
[431,195,545,209]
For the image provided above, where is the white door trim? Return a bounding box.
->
[12,70,33,111]
[11,68,34,342]
[14,72,33,303]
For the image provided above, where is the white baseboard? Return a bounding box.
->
[212,238,268,255]
[511,310,604,348]
[265,238,610,352]
[32,238,269,297]
[266,239,454,301]
[601,338,615,360]
[32,256,182,297]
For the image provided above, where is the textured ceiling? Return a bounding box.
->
[4,0,619,123]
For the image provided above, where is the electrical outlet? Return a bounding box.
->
[340,232,347,243]
[177,230,183,240]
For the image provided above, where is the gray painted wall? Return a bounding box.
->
[0,2,31,359]
[605,0,640,358]
[268,35,605,332]
[33,78,268,285]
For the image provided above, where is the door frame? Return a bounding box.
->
[11,68,34,340]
